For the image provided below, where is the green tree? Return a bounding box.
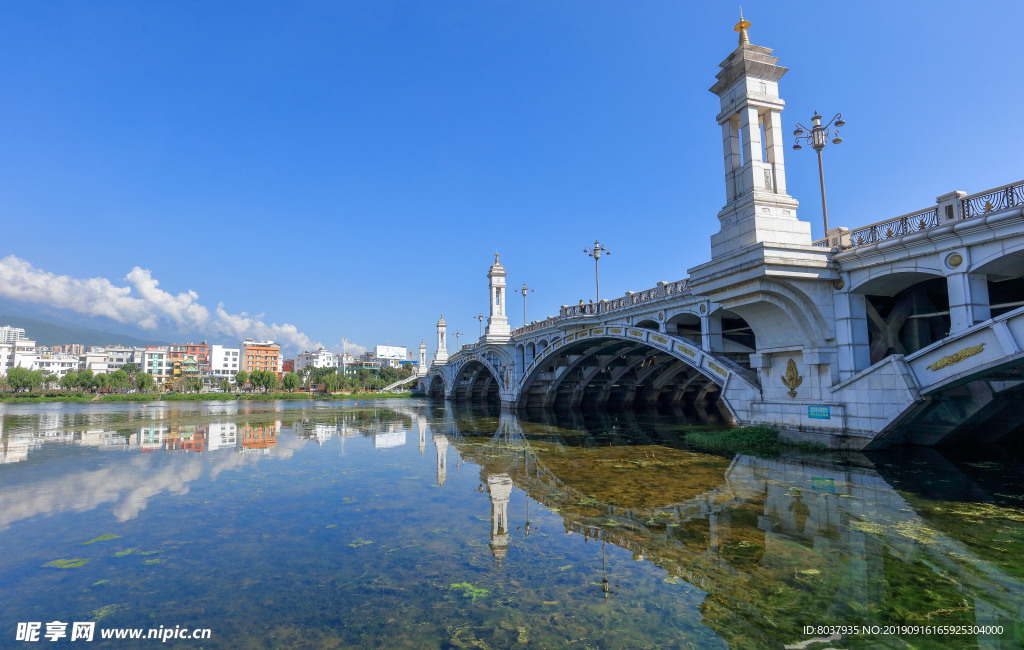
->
[249,369,265,392]
[7,367,31,391]
[323,372,340,393]
[77,369,95,391]
[282,372,301,391]
[219,379,231,393]
[60,371,79,390]
[235,370,248,392]
[263,372,279,393]
[186,377,203,393]
[109,369,129,393]
[135,372,156,392]
[121,363,140,385]
[94,373,110,393]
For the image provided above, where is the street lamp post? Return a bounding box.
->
[582,240,610,305]
[341,337,348,382]
[514,282,534,326]
[455,330,462,349]
[792,110,845,233]
[474,312,484,338]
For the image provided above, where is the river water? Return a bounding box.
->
[0,399,1021,648]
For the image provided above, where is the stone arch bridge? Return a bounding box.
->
[422,23,1024,449]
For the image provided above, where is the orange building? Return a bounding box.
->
[241,423,278,450]
[240,339,282,377]
[169,342,209,374]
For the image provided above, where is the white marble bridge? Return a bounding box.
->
[420,23,1024,449]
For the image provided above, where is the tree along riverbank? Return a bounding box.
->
[0,391,416,404]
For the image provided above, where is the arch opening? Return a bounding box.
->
[856,275,951,364]
[518,337,728,421]
[453,360,500,405]
[666,313,701,344]
[427,375,445,400]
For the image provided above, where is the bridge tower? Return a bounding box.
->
[487,473,513,566]
[434,314,449,365]
[708,16,808,259]
[417,339,427,376]
[484,253,511,342]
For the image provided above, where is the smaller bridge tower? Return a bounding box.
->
[434,314,449,365]
[487,473,513,565]
[484,254,511,343]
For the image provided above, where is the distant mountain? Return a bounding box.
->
[0,312,168,348]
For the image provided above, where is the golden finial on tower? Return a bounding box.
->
[734,8,751,46]
[494,251,500,264]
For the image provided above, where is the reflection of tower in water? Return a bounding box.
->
[433,433,448,486]
[487,473,513,567]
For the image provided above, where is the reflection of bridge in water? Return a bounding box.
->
[421,405,1024,647]
[422,19,1024,450]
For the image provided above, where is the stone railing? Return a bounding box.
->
[509,279,691,339]
[812,180,1024,250]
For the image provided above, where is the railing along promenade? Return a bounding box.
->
[812,180,1024,250]
[509,279,690,339]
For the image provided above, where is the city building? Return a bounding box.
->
[295,347,336,371]
[79,350,111,375]
[86,346,143,372]
[12,341,40,372]
[370,345,407,369]
[209,345,241,383]
[142,346,171,385]
[240,339,282,377]
[33,354,80,379]
[0,343,12,375]
[52,344,85,356]
[169,342,209,376]
[0,326,26,344]
[336,353,356,376]
[282,359,294,373]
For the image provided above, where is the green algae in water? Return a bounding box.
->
[92,580,110,586]
[348,538,373,548]
[142,559,163,565]
[139,550,163,555]
[112,548,137,557]
[91,603,129,621]
[558,564,573,571]
[43,558,91,569]
[81,534,119,545]
[449,582,489,602]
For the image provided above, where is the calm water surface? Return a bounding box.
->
[0,399,1022,648]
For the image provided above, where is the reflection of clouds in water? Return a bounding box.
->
[0,450,251,531]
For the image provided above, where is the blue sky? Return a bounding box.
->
[0,1,1021,356]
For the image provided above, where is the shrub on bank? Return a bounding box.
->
[100,393,161,402]
[685,425,826,454]
[0,390,92,403]
[161,393,235,401]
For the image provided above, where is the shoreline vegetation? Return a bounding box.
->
[683,425,827,454]
[0,391,416,404]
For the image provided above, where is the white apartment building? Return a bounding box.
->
[0,326,26,344]
[0,343,13,376]
[87,346,144,371]
[79,350,111,374]
[12,340,40,371]
[209,345,241,382]
[295,347,336,371]
[142,347,171,384]
[34,354,80,379]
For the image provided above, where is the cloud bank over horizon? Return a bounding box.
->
[0,255,324,352]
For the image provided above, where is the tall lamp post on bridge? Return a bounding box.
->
[474,312,485,338]
[514,282,534,326]
[341,337,348,379]
[455,330,462,349]
[582,240,610,305]
[792,110,845,233]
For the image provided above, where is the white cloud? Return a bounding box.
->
[0,255,318,351]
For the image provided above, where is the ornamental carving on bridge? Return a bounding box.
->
[926,343,986,371]
[782,358,803,398]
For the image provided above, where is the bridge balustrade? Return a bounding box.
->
[812,179,1024,250]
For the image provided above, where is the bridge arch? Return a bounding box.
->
[851,270,951,364]
[452,358,501,404]
[516,331,734,418]
[666,311,702,344]
[427,374,446,400]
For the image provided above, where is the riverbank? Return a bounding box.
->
[684,425,826,454]
[0,391,415,404]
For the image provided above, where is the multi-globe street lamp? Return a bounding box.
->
[792,110,845,233]
[474,312,484,338]
[582,240,610,305]
[514,282,534,326]
[455,330,462,349]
